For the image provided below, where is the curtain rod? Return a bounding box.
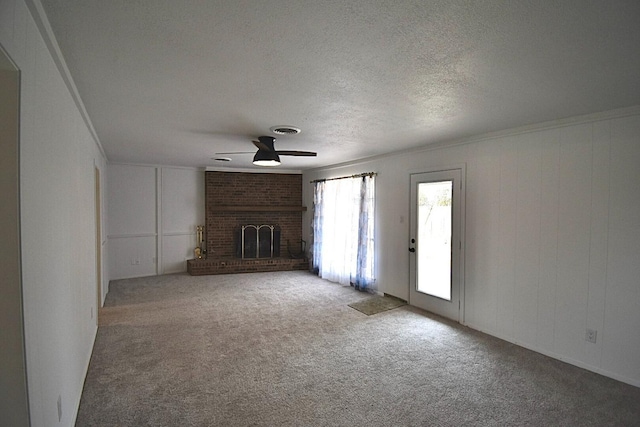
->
[310,172,377,183]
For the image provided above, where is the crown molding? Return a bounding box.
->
[305,105,640,174]
[25,0,107,161]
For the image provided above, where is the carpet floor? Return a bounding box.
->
[76,271,640,426]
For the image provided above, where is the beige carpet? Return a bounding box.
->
[348,295,407,315]
[76,271,640,426]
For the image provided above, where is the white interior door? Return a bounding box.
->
[409,169,463,321]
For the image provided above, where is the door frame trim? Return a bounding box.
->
[408,164,466,324]
[94,165,102,320]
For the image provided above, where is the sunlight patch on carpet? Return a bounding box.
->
[348,295,407,315]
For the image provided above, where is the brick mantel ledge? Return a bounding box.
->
[209,205,307,212]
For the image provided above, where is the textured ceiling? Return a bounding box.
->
[39,0,640,170]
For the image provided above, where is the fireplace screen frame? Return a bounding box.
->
[238,224,280,259]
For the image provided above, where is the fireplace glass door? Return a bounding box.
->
[237,225,281,258]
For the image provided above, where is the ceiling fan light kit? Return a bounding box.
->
[253,150,281,166]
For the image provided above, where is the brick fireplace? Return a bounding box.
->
[187,171,309,275]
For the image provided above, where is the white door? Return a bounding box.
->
[409,169,463,321]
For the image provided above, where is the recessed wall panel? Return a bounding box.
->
[108,164,156,236]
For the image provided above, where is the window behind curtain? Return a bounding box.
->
[312,175,375,291]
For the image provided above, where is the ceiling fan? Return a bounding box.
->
[216,136,317,166]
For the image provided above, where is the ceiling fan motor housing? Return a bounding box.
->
[257,136,277,151]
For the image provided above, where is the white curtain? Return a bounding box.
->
[312,175,375,291]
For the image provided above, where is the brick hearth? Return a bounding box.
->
[187,257,309,275]
[188,171,309,275]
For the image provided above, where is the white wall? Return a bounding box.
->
[107,164,157,279]
[161,167,205,273]
[107,164,204,280]
[1,0,108,425]
[303,108,640,387]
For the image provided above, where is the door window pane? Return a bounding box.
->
[417,181,452,300]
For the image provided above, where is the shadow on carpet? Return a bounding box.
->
[348,295,407,315]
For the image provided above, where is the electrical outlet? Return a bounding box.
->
[586,329,597,344]
[135,258,140,265]
[57,395,62,422]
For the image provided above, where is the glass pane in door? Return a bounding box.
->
[417,181,453,300]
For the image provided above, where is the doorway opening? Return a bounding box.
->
[0,44,30,425]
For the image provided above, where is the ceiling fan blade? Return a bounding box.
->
[276,150,317,157]
[252,140,270,151]
[214,151,254,155]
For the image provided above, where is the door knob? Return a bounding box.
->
[408,247,415,253]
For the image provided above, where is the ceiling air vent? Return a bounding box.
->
[270,126,301,135]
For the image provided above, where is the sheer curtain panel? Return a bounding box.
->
[312,175,375,291]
